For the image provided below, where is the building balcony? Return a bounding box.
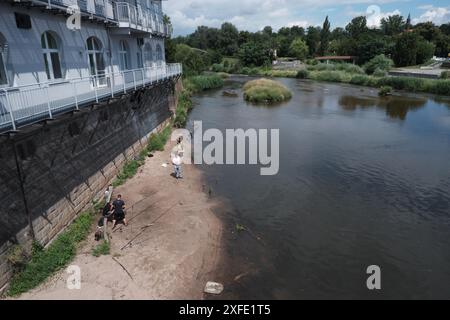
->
[12,0,116,22]
[0,63,182,133]
[114,2,172,37]
[10,0,173,37]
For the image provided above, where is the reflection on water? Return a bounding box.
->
[339,95,427,120]
[189,77,450,299]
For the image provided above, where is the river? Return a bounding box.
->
[187,76,450,299]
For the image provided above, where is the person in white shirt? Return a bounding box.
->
[172,152,183,179]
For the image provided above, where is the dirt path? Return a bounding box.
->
[18,139,224,300]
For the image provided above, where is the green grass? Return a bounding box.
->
[235,61,450,96]
[174,75,224,128]
[7,210,95,297]
[243,78,292,103]
[113,125,172,187]
[379,86,392,96]
[92,240,110,257]
[183,75,224,93]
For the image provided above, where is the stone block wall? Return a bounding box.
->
[0,79,179,292]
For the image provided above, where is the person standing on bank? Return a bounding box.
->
[171,137,184,179]
[112,194,127,228]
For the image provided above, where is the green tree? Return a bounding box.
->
[345,16,368,39]
[319,16,331,55]
[289,38,309,60]
[380,15,405,36]
[238,42,271,67]
[356,32,393,64]
[219,22,239,56]
[306,26,321,57]
[393,32,434,67]
[174,44,207,76]
[416,40,435,64]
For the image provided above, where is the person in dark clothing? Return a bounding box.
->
[112,194,127,228]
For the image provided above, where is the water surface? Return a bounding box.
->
[187,77,450,299]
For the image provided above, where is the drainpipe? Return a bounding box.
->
[11,138,35,241]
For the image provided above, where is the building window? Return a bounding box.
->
[119,40,130,71]
[144,43,153,68]
[136,38,144,69]
[41,31,62,80]
[86,37,106,86]
[0,33,8,86]
[156,44,163,66]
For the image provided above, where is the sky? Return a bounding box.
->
[162,0,450,36]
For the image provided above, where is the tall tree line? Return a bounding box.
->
[166,15,450,68]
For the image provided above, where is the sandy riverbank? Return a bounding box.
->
[16,139,224,300]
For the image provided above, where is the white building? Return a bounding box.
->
[0,0,182,132]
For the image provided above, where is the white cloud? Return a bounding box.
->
[412,6,450,25]
[163,0,411,35]
[366,6,402,28]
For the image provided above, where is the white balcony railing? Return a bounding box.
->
[115,2,172,36]
[14,1,172,35]
[0,63,182,132]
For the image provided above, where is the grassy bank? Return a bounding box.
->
[240,66,450,96]
[174,74,225,128]
[6,205,99,297]
[243,78,292,103]
[113,125,172,187]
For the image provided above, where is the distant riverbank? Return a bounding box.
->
[226,66,450,97]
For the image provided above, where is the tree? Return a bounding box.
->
[238,42,271,67]
[393,32,434,67]
[263,26,273,36]
[306,26,321,57]
[345,16,368,39]
[174,44,207,76]
[356,32,393,64]
[218,22,239,56]
[289,38,309,60]
[416,40,435,64]
[319,16,331,55]
[380,15,405,36]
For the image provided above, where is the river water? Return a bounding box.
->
[187,76,450,299]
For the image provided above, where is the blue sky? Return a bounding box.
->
[163,0,450,36]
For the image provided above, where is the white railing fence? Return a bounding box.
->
[20,1,172,35]
[0,63,182,131]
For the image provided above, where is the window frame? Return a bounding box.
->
[118,40,130,71]
[0,37,8,87]
[86,37,106,87]
[41,31,63,81]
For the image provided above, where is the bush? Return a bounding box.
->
[440,71,450,79]
[428,80,450,95]
[184,75,224,93]
[241,67,259,75]
[378,86,392,96]
[363,54,394,75]
[296,69,309,79]
[373,68,388,77]
[243,78,292,103]
[92,240,110,257]
[350,74,370,86]
[7,245,29,273]
[309,70,352,83]
[211,63,225,73]
[335,63,365,74]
